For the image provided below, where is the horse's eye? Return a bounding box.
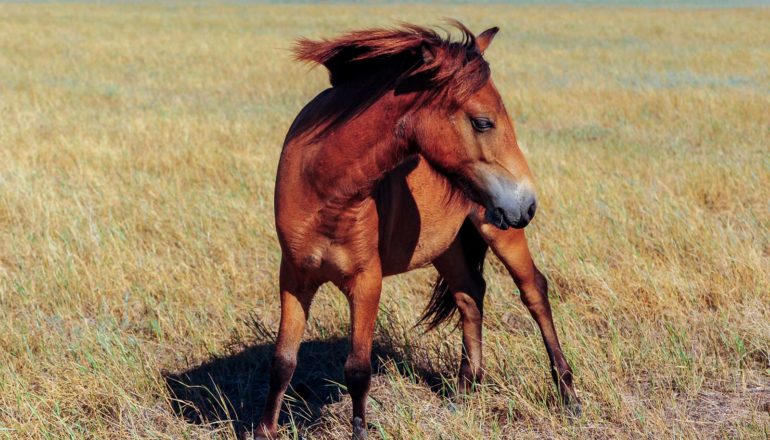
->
[471,117,494,132]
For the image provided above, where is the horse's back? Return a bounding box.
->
[376,156,474,276]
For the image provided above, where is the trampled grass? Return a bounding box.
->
[0,3,768,439]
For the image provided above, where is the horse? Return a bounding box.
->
[256,21,579,439]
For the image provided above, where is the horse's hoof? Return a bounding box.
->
[565,400,583,418]
[352,416,368,440]
[250,425,276,440]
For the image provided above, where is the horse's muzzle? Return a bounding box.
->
[485,193,536,229]
[467,164,538,230]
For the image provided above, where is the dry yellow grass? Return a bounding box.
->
[1,3,769,439]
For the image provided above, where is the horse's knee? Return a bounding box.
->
[520,270,550,310]
[520,266,546,293]
[344,354,372,397]
[534,269,548,294]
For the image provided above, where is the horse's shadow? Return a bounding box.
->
[164,319,449,437]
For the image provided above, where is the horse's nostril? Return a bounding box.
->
[527,201,537,219]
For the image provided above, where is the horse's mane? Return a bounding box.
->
[293,21,491,108]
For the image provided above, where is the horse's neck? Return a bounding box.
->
[308,93,412,203]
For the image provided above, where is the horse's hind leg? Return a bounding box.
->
[433,234,487,395]
[340,263,383,440]
[256,260,318,439]
[474,222,580,413]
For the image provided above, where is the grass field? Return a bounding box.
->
[1,3,769,439]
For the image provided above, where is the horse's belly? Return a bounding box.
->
[378,156,473,276]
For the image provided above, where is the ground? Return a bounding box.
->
[0,3,768,439]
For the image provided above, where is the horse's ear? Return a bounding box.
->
[420,43,436,64]
[475,27,499,53]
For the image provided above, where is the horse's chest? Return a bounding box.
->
[377,157,473,276]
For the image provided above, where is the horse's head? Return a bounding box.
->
[411,27,536,230]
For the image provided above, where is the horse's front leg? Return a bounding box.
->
[340,262,383,440]
[473,220,581,414]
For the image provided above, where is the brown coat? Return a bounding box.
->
[257,22,579,440]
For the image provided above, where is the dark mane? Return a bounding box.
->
[293,21,491,108]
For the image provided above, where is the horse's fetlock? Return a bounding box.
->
[345,365,371,383]
[344,356,372,394]
[460,362,484,383]
[253,423,278,440]
[352,416,368,440]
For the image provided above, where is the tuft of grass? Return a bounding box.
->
[0,3,768,439]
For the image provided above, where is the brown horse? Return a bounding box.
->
[256,22,579,439]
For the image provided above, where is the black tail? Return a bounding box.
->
[418,220,488,331]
